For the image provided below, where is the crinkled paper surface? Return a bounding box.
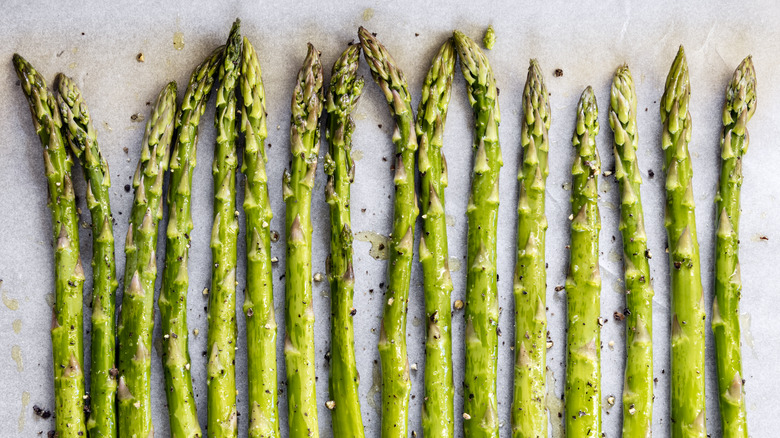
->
[1,1,778,436]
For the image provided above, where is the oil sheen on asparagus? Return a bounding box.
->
[511,60,550,438]
[713,56,756,438]
[241,35,281,438]
[57,74,118,438]
[453,30,502,438]
[117,81,178,438]
[207,20,242,438]
[283,43,324,438]
[14,54,87,438]
[610,65,654,438]
[565,87,601,438]
[359,27,419,438]
[324,43,366,438]
[661,46,707,438]
[158,47,223,437]
[417,39,456,438]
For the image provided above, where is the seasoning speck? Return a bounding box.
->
[554,68,564,77]
[136,53,145,63]
[33,405,52,419]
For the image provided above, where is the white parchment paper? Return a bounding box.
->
[1,1,779,436]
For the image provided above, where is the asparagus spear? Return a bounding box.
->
[56,74,118,438]
[207,20,242,438]
[116,80,177,438]
[564,86,601,438]
[511,59,550,438]
[157,48,223,437]
[713,56,756,438]
[240,36,280,438]
[14,54,87,438]
[610,65,654,438]
[324,43,366,438]
[283,43,324,438]
[453,30,502,438]
[416,38,456,438]
[660,46,706,438]
[358,27,419,438]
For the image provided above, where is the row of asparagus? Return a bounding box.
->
[14,18,755,438]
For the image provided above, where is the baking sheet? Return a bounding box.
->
[1,1,779,436]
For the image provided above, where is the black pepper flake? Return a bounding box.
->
[554,68,564,77]
[33,405,52,419]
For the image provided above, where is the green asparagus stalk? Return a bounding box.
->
[453,30,502,438]
[283,43,324,438]
[610,65,654,438]
[416,39,456,438]
[661,46,707,438]
[56,74,118,438]
[116,80,177,438]
[713,56,756,438]
[324,43,366,438]
[14,54,87,438]
[157,48,223,437]
[511,59,550,438]
[564,86,601,438]
[240,36,280,438]
[207,20,242,438]
[358,27,419,438]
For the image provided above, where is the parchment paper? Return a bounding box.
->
[1,1,779,436]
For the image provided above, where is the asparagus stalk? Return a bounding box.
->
[564,86,601,438]
[283,43,324,438]
[240,36,280,438]
[453,30,502,438]
[207,20,242,438]
[116,80,177,438]
[157,48,223,437]
[713,56,756,438]
[416,39,456,438]
[511,59,550,438]
[610,65,654,438]
[358,27,419,438]
[660,46,707,438]
[14,54,87,438]
[324,43,366,438]
[56,74,118,438]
